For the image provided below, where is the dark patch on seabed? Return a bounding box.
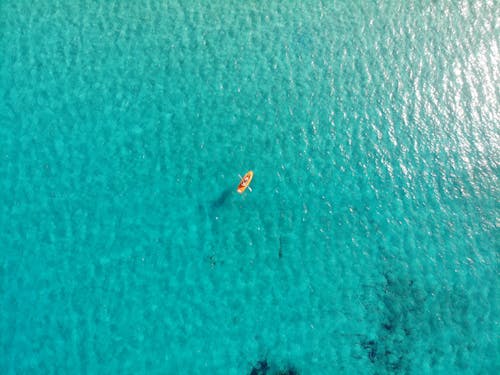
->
[366,274,424,372]
[356,269,476,373]
[248,359,299,375]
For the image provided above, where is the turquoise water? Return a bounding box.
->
[0,0,498,374]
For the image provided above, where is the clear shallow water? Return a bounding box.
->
[0,0,498,374]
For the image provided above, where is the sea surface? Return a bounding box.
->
[0,1,498,374]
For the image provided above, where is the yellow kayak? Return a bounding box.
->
[237,171,253,193]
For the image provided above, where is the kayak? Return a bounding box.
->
[237,170,253,193]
